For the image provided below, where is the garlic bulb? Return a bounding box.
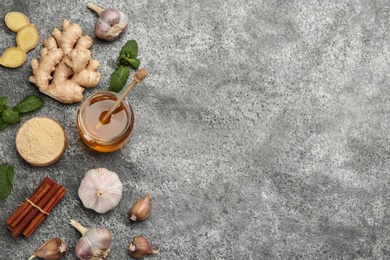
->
[78,168,123,213]
[70,220,112,260]
[28,237,67,260]
[87,3,129,41]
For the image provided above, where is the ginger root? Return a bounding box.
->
[0,47,26,68]
[29,19,100,104]
[0,11,39,68]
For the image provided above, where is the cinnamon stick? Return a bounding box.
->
[6,176,54,226]
[23,186,67,237]
[11,184,61,238]
[7,176,67,238]
[8,184,52,229]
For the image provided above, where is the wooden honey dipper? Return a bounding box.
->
[99,68,148,125]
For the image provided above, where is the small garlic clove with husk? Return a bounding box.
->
[28,237,67,260]
[129,193,152,221]
[78,168,123,214]
[129,235,159,259]
[70,219,112,260]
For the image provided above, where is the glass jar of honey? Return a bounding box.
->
[76,91,134,152]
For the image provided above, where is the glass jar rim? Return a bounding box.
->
[77,91,134,145]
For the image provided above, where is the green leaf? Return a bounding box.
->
[117,53,130,66]
[109,66,130,93]
[0,117,8,131]
[13,94,44,114]
[0,164,15,200]
[128,58,140,69]
[119,40,138,59]
[0,96,7,112]
[2,107,20,125]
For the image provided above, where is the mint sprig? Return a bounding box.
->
[0,164,15,200]
[109,39,141,93]
[0,94,44,131]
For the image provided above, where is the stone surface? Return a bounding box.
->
[1,0,390,259]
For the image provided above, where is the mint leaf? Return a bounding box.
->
[0,96,7,112]
[0,118,8,131]
[0,164,15,200]
[118,56,140,69]
[128,58,140,69]
[110,40,141,92]
[110,66,130,93]
[2,107,20,125]
[117,53,130,66]
[119,40,138,59]
[13,94,44,114]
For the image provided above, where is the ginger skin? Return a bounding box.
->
[29,19,100,104]
[52,20,83,55]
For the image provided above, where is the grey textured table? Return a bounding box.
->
[1,0,390,259]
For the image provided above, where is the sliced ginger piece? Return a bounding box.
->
[0,47,27,68]
[4,12,30,32]
[16,24,40,52]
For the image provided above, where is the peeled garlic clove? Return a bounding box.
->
[78,168,123,213]
[129,193,152,221]
[70,219,112,260]
[28,237,67,260]
[129,235,159,259]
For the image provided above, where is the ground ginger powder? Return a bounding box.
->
[16,117,67,166]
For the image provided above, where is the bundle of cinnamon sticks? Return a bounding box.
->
[6,176,67,238]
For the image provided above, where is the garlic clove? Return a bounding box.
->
[28,237,67,260]
[129,193,152,221]
[78,168,123,213]
[129,235,159,259]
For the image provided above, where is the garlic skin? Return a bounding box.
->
[129,193,152,221]
[70,219,112,260]
[87,3,129,41]
[28,237,67,260]
[129,235,159,259]
[78,168,123,213]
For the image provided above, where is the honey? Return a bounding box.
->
[76,91,134,152]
